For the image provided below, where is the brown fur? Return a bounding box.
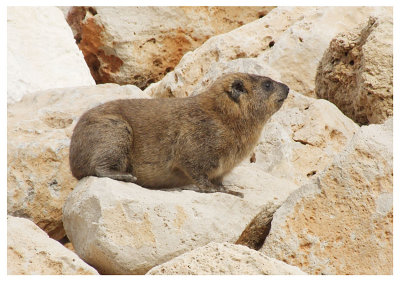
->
[69,73,289,197]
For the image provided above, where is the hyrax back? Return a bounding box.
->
[69,73,289,197]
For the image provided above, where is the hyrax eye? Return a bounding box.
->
[263,80,272,91]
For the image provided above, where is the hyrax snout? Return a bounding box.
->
[69,73,289,197]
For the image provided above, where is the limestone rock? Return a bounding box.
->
[65,6,275,89]
[188,58,282,97]
[145,6,310,98]
[261,119,393,274]
[7,7,94,104]
[145,6,389,99]
[62,167,299,275]
[315,15,393,124]
[7,84,148,240]
[224,163,299,210]
[147,242,306,275]
[257,7,391,97]
[7,216,98,275]
[253,91,359,186]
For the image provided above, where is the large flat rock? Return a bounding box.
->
[63,166,299,274]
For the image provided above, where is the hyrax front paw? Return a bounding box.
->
[196,181,244,198]
[216,185,244,198]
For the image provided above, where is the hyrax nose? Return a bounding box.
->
[279,83,289,98]
[283,84,289,96]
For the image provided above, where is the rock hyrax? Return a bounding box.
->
[69,73,289,197]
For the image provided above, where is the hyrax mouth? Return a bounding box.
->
[277,83,289,103]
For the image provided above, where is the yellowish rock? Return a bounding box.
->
[147,242,306,275]
[254,91,359,186]
[62,167,299,275]
[146,6,310,98]
[316,15,393,124]
[7,216,98,275]
[261,119,393,274]
[146,7,389,99]
[65,6,275,88]
[7,84,148,240]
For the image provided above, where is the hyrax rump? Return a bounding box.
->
[69,73,289,197]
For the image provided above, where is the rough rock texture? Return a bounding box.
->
[145,6,389,99]
[65,6,275,89]
[62,167,299,275]
[253,91,359,186]
[257,7,392,97]
[233,91,359,250]
[261,119,393,275]
[145,6,309,98]
[7,5,393,275]
[7,216,98,275]
[7,84,148,240]
[7,7,94,104]
[223,163,299,211]
[188,58,282,97]
[146,242,306,275]
[315,15,393,125]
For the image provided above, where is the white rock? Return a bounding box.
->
[7,216,98,275]
[145,6,311,98]
[224,163,299,209]
[189,58,282,97]
[57,6,71,18]
[147,242,306,275]
[7,84,148,240]
[62,167,299,275]
[7,6,95,104]
[65,6,274,88]
[145,6,389,99]
[261,119,393,274]
[253,91,360,186]
[258,6,391,97]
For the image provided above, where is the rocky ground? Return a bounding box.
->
[7,6,393,275]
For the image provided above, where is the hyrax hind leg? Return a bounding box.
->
[90,115,137,183]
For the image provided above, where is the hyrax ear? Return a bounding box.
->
[228,79,247,103]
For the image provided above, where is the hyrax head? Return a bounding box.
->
[209,72,290,122]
